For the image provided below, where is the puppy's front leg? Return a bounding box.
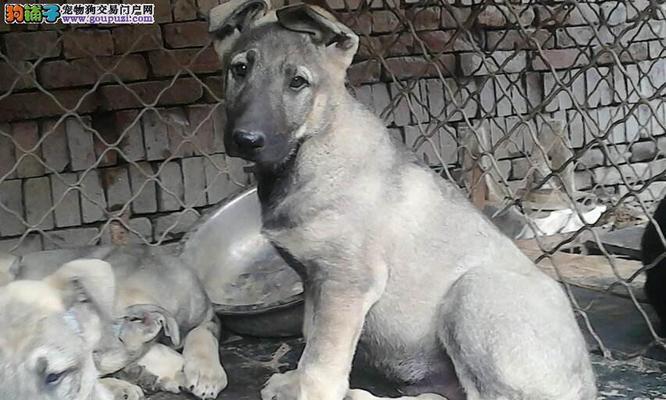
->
[261,276,384,400]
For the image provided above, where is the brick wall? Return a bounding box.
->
[0,0,665,253]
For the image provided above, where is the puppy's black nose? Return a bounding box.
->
[233,130,265,150]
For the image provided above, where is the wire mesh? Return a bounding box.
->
[0,0,665,360]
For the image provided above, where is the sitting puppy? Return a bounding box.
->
[3,245,227,400]
[209,1,597,399]
[641,196,666,330]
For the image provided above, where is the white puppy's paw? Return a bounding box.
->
[260,370,301,400]
[261,368,345,400]
[184,354,228,399]
[100,377,145,400]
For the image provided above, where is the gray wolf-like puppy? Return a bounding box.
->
[1,246,227,400]
[208,1,597,399]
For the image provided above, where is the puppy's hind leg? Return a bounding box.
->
[346,389,447,400]
[183,312,228,399]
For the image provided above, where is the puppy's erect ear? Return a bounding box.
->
[44,259,116,347]
[208,0,272,61]
[122,304,181,348]
[276,4,359,69]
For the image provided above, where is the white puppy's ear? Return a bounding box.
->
[45,259,116,346]
[121,304,181,348]
[208,0,272,61]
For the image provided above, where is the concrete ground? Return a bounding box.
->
[147,286,666,400]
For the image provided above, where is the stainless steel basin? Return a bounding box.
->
[181,188,304,337]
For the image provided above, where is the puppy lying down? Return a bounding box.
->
[0,245,227,400]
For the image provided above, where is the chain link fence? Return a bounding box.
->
[1,0,666,361]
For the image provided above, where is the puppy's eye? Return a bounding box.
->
[230,62,248,78]
[289,76,309,90]
[45,370,66,386]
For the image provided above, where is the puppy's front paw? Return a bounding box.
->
[100,377,145,400]
[261,370,302,400]
[184,354,228,399]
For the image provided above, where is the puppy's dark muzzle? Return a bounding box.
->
[233,130,265,153]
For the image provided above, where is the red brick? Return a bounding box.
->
[112,25,163,54]
[476,5,535,28]
[409,7,441,31]
[358,34,412,59]
[197,0,222,15]
[12,121,43,178]
[533,49,591,71]
[372,10,401,34]
[203,76,225,102]
[173,0,198,21]
[63,29,114,59]
[163,21,210,49]
[0,61,36,92]
[123,0,171,22]
[39,55,148,89]
[155,0,174,23]
[348,59,381,85]
[441,6,471,29]
[4,31,62,61]
[383,55,455,80]
[486,29,555,51]
[415,30,473,53]
[339,12,371,35]
[99,78,203,110]
[148,47,221,77]
[0,89,99,122]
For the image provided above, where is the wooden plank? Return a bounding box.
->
[516,239,646,302]
[585,225,645,259]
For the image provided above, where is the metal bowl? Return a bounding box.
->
[180,188,304,337]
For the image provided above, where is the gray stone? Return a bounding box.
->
[0,124,16,179]
[154,210,199,242]
[104,166,132,212]
[24,176,54,230]
[128,217,153,244]
[511,157,531,180]
[575,170,594,190]
[586,67,613,108]
[43,227,100,250]
[204,154,240,205]
[0,234,42,255]
[0,180,25,236]
[425,79,445,120]
[66,117,96,172]
[158,161,184,211]
[388,83,412,127]
[371,83,392,123]
[460,51,527,76]
[525,72,542,110]
[182,156,207,208]
[12,121,44,178]
[142,110,170,161]
[115,110,145,163]
[41,120,69,173]
[79,170,107,223]
[630,141,657,163]
[129,162,158,214]
[50,173,81,228]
